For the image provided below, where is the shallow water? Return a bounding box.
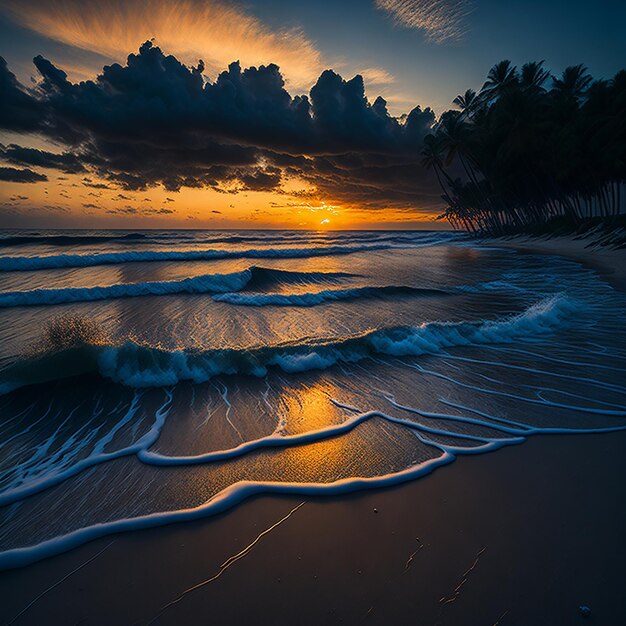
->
[0,229,625,569]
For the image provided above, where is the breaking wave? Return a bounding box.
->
[0,295,577,393]
[213,285,448,307]
[0,267,351,307]
[0,243,395,271]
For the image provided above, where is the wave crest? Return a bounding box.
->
[0,266,352,307]
[0,296,576,393]
[0,243,393,271]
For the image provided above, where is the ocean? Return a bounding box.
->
[0,229,625,570]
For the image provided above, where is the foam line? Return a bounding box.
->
[3,408,625,571]
[213,286,447,307]
[486,345,626,373]
[0,271,253,307]
[0,391,172,507]
[138,410,415,466]
[0,295,580,394]
[434,353,626,395]
[0,243,394,271]
[406,363,626,416]
[0,453,457,570]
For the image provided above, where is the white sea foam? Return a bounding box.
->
[0,243,395,271]
[0,391,623,571]
[0,294,578,395]
[0,270,253,307]
[213,285,446,307]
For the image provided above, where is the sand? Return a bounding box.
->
[1,237,625,626]
[1,432,625,626]
[486,235,626,291]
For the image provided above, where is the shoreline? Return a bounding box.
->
[0,237,625,625]
[483,235,626,292]
[1,432,624,625]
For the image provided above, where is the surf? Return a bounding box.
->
[0,295,578,394]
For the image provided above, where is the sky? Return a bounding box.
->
[0,0,625,230]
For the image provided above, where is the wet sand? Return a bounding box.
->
[1,239,625,625]
[488,235,626,291]
[1,431,625,626]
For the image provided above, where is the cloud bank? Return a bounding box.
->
[0,41,441,212]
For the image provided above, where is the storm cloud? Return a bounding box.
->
[0,41,440,210]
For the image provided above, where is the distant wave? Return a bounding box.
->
[214,285,448,307]
[0,230,461,249]
[0,243,395,271]
[0,295,577,393]
[0,233,147,247]
[0,267,351,307]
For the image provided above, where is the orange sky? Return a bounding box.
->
[0,171,445,230]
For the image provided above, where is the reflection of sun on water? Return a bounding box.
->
[278,381,346,436]
[272,380,360,480]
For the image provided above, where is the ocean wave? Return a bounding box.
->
[0,270,251,307]
[213,285,448,307]
[0,266,350,308]
[1,387,623,569]
[0,295,576,393]
[0,243,395,271]
[0,233,147,247]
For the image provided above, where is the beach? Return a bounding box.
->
[1,0,625,622]
[1,430,624,626]
[488,236,626,291]
[0,231,625,625]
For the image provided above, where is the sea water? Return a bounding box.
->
[0,229,625,569]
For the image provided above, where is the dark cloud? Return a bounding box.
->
[0,41,440,210]
[0,166,48,182]
[82,179,114,189]
[106,205,175,215]
[0,144,86,173]
[0,57,43,132]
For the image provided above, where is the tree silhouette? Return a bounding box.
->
[426,60,626,235]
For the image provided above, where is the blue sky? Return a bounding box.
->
[2,0,625,114]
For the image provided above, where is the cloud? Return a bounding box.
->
[0,57,43,131]
[374,0,473,43]
[1,0,325,91]
[0,166,48,182]
[358,67,396,87]
[0,41,441,211]
[106,205,174,215]
[0,144,86,173]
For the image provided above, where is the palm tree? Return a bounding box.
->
[421,133,454,201]
[520,61,551,94]
[453,88,480,118]
[551,64,592,102]
[480,60,518,102]
[428,60,626,233]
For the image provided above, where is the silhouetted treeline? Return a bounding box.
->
[422,61,626,235]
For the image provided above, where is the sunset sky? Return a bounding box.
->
[1,0,625,229]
